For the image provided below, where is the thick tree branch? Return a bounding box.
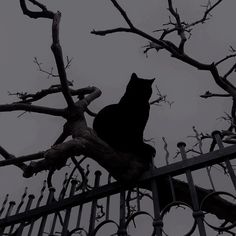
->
[0,146,27,171]
[80,86,102,108]
[0,149,44,168]
[51,12,75,108]
[19,129,149,181]
[10,86,99,105]
[0,103,66,117]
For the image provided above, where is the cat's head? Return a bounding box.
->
[125,73,155,101]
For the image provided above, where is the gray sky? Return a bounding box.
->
[0,1,236,235]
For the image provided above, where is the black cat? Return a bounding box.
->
[93,73,156,162]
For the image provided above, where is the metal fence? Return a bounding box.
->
[0,131,236,236]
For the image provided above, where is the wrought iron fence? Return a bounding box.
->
[0,131,235,236]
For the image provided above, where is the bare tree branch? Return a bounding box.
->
[0,149,44,168]
[110,0,134,28]
[0,146,27,171]
[215,53,236,67]
[9,86,98,104]
[79,86,102,108]
[0,103,66,117]
[33,57,72,79]
[51,12,75,108]
[200,91,231,99]
[20,1,75,109]
[186,0,223,29]
[91,27,132,36]
[167,0,187,52]
[223,62,236,79]
[150,85,174,107]
[19,0,54,19]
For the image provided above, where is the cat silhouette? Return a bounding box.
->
[93,73,156,163]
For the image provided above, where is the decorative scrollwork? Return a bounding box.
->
[200,191,236,232]
[90,220,119,236]
[161,201,197,236]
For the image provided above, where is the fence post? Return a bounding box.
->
[177,142,207,236]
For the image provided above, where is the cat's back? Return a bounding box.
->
[93,104,122,143]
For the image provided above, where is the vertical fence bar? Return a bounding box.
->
[0,194,9,218]
[117,190,127,236]
[136,187,141,212]
[149,158,163,236]
[38,187,55,236]
[27,180,46,236]
[88,171,101,236]
[105,174,111,220]
[48,212,58,236]
[15,194,35,236]
[61,179,77,236]
[212,131,236,191]
[0,201,15,236]
[76,204,83,228]
[8,187,28,235]
[49,176,68,236]
[168,175,176,202]
[177,142,207,236]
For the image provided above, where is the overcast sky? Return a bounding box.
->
[0,1,236,235]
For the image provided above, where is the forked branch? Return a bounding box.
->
[19,0,54,19]
[20,0,74,108]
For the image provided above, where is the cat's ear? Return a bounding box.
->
[131,73,138,80]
